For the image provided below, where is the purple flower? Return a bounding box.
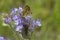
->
[0,36,5,40]
[29,19,41,31]
[4,17,12,24]
[25,15,32,20]
[29,20,36,31]
[25,15,32,23]
[11,8,18,15]
[17,14,22,19]
[14,8,18,12]
[18,7,23,13]
[12,15,18,21]
[35,19,41,26]
[15,19,19,25]
[16,25,23,32]
[12,13,22,21]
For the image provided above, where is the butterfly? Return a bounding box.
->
[22,5,32,17]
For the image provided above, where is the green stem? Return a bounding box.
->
[9,24,21,40]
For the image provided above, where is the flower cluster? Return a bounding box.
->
[3,6,41,33]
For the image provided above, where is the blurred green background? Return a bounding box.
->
[0,0,60,40]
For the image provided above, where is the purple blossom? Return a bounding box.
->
[29,19,41,31]
[16,25,23,32]
[0,36,5,40]
[15,19,19,25]
[18,7,23,13]
[17,14,22,19]
[12,15,18,21]
[13,15,23,25]
[11,8,18,15]
[29,20,36,31]
[35,19,41,26]
[25,15,32,20]
[25,15,32,23]
[12,14,24,32]
[4,17,12,24]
